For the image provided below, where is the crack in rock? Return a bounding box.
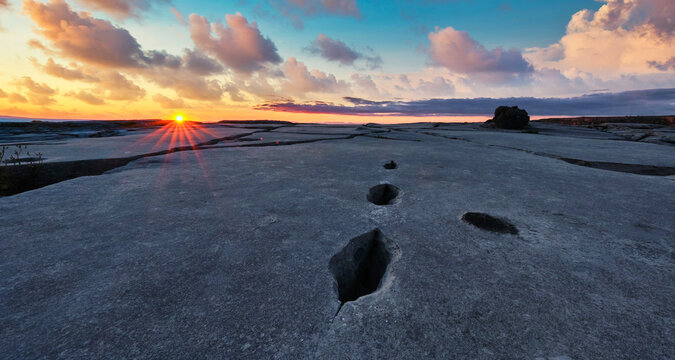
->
[462,212,519,234]
[417,131,675,176]
[558,158,675,176]
[367,183,401,205]
[329,229,401,315]
[0,132,362,196]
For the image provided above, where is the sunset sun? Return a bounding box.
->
[175,115,184,122]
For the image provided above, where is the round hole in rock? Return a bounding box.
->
[383,161,398,170]
[462,212,518,234]
[367,184,400,206]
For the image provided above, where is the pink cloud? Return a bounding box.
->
[281,57,348,94]
[189,13,282,74]
[23,0,180,68]
[415,77,455,97]
[428,26,533,78]
[350,73,379,96]
[24,0,144,67]
[170,7,187,26]
[73,0,167,19]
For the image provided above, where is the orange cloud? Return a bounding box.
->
[526,0,675,76]
[8,93,29,103]
[33,58,100,82]
[13,76,57,96]
[152,94,186,109]
[69,90,106,105]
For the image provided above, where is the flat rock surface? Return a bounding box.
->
[0,122,673,359]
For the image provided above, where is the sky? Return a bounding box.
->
[0,0,673,122]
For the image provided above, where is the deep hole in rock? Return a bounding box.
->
[383,161,398,169]
[367,184,400,205]
[329,229,399,314]
[462,212,518,234]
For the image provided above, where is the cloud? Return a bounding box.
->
[170,7,187,26]
[428,26,533,82]
[308,34,359,65]
[73,0,167,19]
[97,72,145,101]
[152,94,185,108]
[10,76,58,106]
[143,68,224,101]
[415,77,455,97]
[648,57,675,71]
[189,13,282,74]
[23,1,229,103]
[33,58,100,82]
[281,57,348,94]
[8,93,29,103]
[525,43,564,63]
[183,49,224,76]
[525,0,675,76]
[70,90,105,105]
[268,0,360,29]
[285,0,359,17]
[350,73,380,96]
[23,0,180,68]
[307,34,382,69]
[256,88,675,116]
[13,76,57,96]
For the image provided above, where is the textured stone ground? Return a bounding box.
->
[1,122,673,359]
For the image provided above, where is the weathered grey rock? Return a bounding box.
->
[0,122,673,359]
[492,106,530,129]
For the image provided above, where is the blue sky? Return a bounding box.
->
[157,0,602,73]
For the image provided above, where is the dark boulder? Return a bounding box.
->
[492,106,530,129]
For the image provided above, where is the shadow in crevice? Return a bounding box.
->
[367,184,401,205]
[383,160,398,170]
[329,229,400,316]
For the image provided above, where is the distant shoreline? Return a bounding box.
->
[1,115,674,126]
[535,115,675,126]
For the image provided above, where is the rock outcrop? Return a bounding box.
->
[490,106,530,129]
